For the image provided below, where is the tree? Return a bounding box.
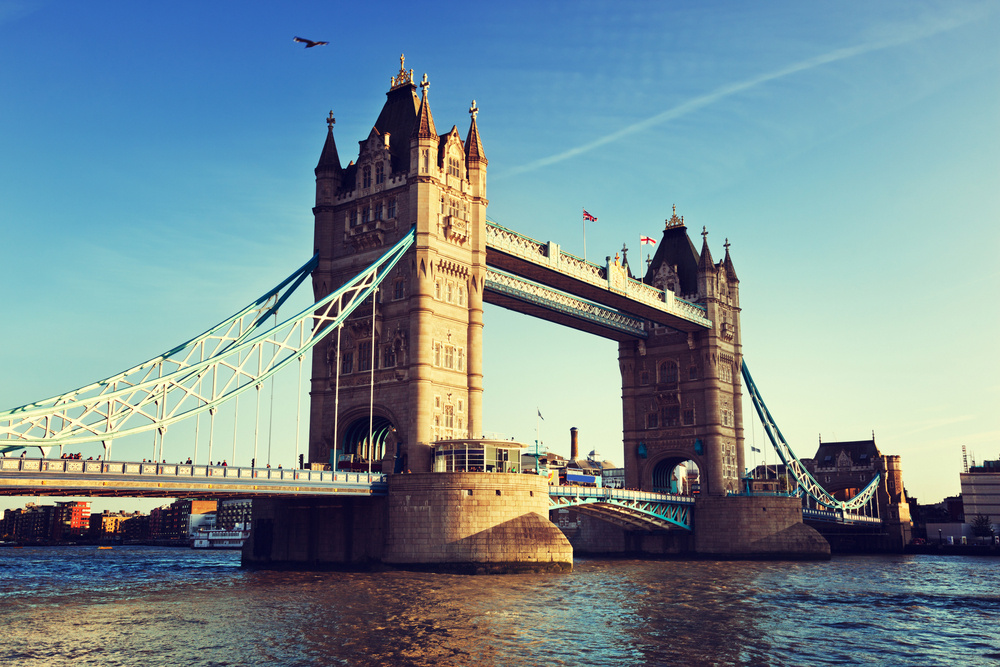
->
[971,514,994,545]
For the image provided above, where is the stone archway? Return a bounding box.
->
[650,456,701,495]
[340,416,396,472]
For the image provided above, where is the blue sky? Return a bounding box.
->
[1,1,997,512]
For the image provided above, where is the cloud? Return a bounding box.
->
[501,8,986,178]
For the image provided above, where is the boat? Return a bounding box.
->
[191,524,250,550]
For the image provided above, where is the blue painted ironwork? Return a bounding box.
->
[741,360,880,512]
[0,230,416,451]
[484,267,648,339]
[549,486,694,530]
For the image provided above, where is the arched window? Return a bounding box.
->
[387,198,397,219]
[362,165,372,188]
[375,162,385,185]
[659,360,679,386]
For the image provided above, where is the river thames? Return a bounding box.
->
[1,546,997,666]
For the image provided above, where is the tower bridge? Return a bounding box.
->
[0,58,911,568]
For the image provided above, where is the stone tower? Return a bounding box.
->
[619,209,745,495]
[309,58,487,473]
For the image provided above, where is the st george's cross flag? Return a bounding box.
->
[640,235,656,245]
[582,209,597,222]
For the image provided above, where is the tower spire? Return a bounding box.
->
[412,73,437,139]
[465,99,487,166]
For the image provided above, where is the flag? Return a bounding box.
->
[582,209,597,222]
[751,446,761,453]
[537,409,544,420]
[640,235,656,245]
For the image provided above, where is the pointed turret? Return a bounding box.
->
[698,226,715,271]
[465,100,487,167]
[315,111,343,181]
[643,206,699,295]
[723,239,739,283]
[412,73,438,140]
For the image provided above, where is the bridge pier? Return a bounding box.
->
[692,495,830,559]
[242,473,573,573]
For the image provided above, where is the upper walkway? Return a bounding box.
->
[484,221,712,332]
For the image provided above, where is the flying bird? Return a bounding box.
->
[293,37,329,48]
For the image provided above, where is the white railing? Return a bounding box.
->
[0,457,386,486]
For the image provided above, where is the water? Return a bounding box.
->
[1,547,998,666]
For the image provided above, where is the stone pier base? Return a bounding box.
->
[693,495,830,560]
[242,473,573,573]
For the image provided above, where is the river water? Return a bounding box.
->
[1,546,997,666]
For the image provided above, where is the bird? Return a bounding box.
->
[293,37,329,48]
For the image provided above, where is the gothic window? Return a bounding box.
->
[350,209,359,227]
[446,282,454,303]
[341,352,353,375]
[458,399,464,413]
[457,285,466,306]
[444,345,455,369]
[422,149,429,172]
[457,348,465,372]
[683,409,695,426]
[448,157,461,178]
[387,197,397,219]
[393,279,405,301]
[433,342,442,367]
[444,405,455,429]
[361,205,370,224]
[646,413,659,429]
[358,342,372,372]
[383,345,395,368]
[639,371,650,386]
[663,405,680,427]
[362,165,372,188]
[659,360,679,386]
[434,279,442,300]
[375,162,385,185]
[448,197,459,218]
[689,366,698,381]
[374,201,383,220]
[440,194,446,215]
[434,395,441,409]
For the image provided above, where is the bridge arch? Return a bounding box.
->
[647,453,702,495]
[338,410,400,472]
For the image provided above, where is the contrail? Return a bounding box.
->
[501,9,984,178]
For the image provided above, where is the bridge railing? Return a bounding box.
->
[802,507,881,525]
[549,485,695,505]
[0,457,386,486]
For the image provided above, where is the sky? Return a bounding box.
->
[0,0,997,513]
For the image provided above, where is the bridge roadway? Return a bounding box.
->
[0,458,696,529]
[0,457,387,499]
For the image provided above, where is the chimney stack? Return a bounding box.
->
[570,427,579,461]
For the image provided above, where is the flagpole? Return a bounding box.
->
[639,236,643,283]
[582,208,587,263]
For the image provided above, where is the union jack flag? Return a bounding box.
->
[582,209,597,222]
[640,235,656,245]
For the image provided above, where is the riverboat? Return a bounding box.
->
[191,524,250,550]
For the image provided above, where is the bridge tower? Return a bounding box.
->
[309,58,487,473]
[619,210,745,495]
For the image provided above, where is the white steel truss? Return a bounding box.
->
[0,230,416,450]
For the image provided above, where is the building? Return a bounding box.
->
[89,510,141,542]
[620,209,745,495]
[51,501,91,541]
[308,55,488,474]
[960,459,1000,532]
[217,499,252,530]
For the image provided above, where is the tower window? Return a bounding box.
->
[375,162,385,185]
[444,345,455,369]
[446,282,454,303]
[362,165,372,188]
[383,345,395,368]
[683,409,695,426]
[457,285,466,306]
[434,279,442,300]
[361,205,370,224]
[387,198,397,219]
[358,341,372,372]
[341,352,353,375]
[448,157,461,178]
[639,371,650,386]
[393,279,405,301]
[659,361,679,386]
[374,201,383,220]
